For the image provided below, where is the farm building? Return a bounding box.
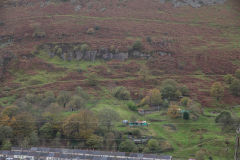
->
[122,120,149,127]
[129,120,149,127]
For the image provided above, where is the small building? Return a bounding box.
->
[129,120,148,127]
[122,120,128,124]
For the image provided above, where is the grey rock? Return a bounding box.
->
[165,0,227,8]
[74,5,82,12]
[113,52,128,61]
[84,51,97,61]
[102,52,113,60]
[75,51,84,60]
[132,51,142,57]
[100,8,106,12]
[48,52,55,58]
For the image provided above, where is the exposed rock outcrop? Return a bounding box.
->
[37,43,174,62]
[159,0,227,8]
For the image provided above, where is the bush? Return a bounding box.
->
[0,21,4,26]
[75,86,89,100]
[1,140,12,150]
[215,111,232,124]
[230,79,240,96]
[195,149,205,160]
[32,30,46,39]
[127,101,137,111]
[113,86,130,100]
[139,88,162,106]
[144,139,160,153]
[55,47,62,56]
[183,111,189,120]
[67,95,85,110]
[28,79,43,85]
[167,105,181,119]
[132,40,143,51]
[80,44,89,53]
[210,82,224,101]
[2,105,19,118]
[87,73,98,86]
[86,134,103,149]
[180,97,191,107]
[162,99,169,108]
[235,69,240,79]
[215,111,234,131]
[146,36,152,43]
[94,26,100,30]
[224,74,234,84]
[187,102,203,115]
[161,79,178,100]
[179,85,189,96]
[119,139,137,152]
[86,28,95,34]
[57,91,71,108]
[41,91,56,107]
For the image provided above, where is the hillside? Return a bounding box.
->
[0,0,240,159]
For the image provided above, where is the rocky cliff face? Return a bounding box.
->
[159,0,227,8]
[38,43,173,62]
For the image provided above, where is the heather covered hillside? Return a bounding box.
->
[0,0,240,159]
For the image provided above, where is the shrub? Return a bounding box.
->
[75,86,89,100]
[87,73,98,86]
[119,139,137,152]
[132,40,142,51]
[67,95,85,110]
[25,94,39,104]
[86,28,95,34]
[146,36,152,43]
[0,21,4,26]
[127,101,137,111]
[215,111,235,131]
[161,79,178,100]
[162,99,169,108]
[1,105,19,118]
[41,91,56,107]
[86,134,103,149]
[180,97,191,107]
[179,85,189,96]
[32,29,46,39]
[32,31,46,38]
[55,46,62,56]
[210,82,224,101]
[167,105,181,119]
[215,111,232,124]
[235,69,240,79]
[57,91,71,108]
[188,102,203,115]
[183,111,189,120]
[229,79,240,96]
[113,86,130,100]
[94,25,100,30]
[98,108,120,131]
[139,88,162,106]
[1,140,12,150]
[109,45,116,53]
[80,44,89,53]
[144,139,160,153]
[28,79,43,85]
[195,149,205,160]
[224,74,234,84]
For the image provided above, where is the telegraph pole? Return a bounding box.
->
[235,127,240,160]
